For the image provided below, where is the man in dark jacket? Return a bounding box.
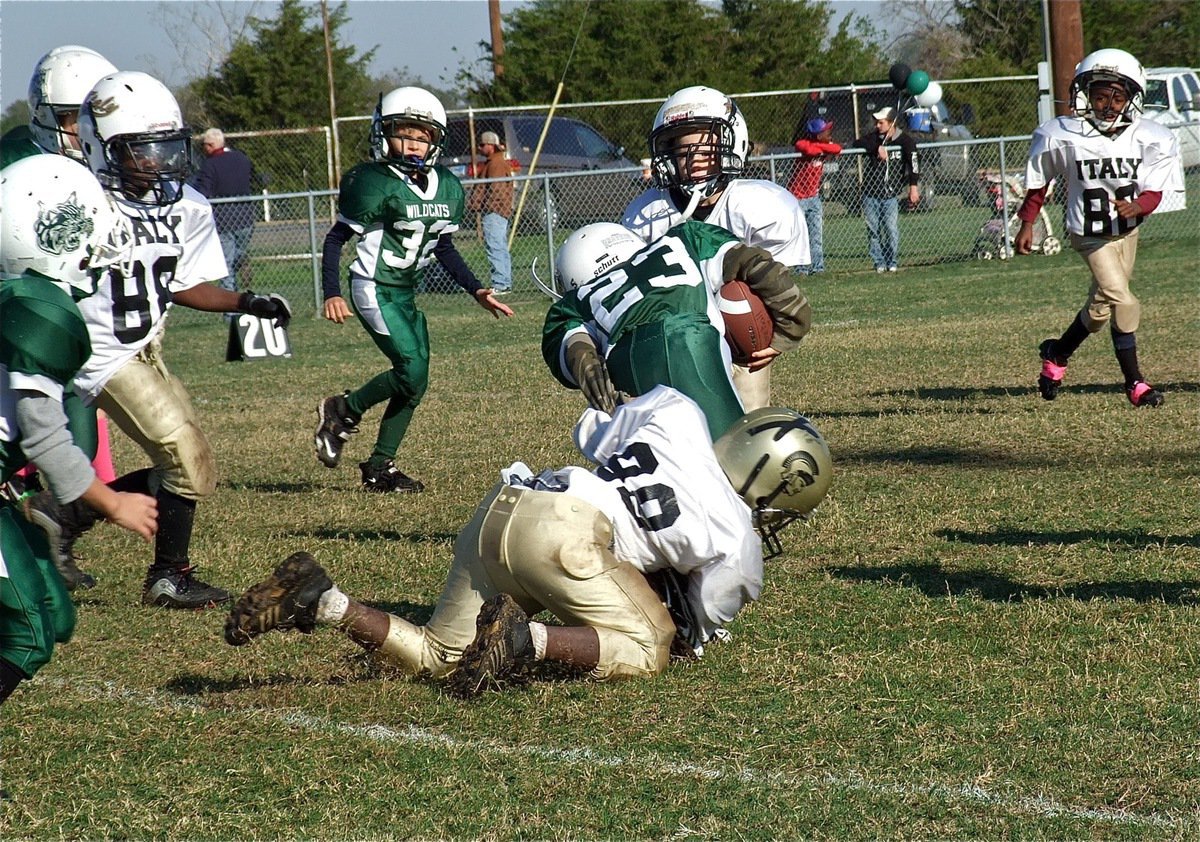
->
[191,128,256,294]
[852,107,920,272]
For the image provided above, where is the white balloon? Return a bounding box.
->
[914,81,943,108]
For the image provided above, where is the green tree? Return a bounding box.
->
[186,0,375,130]
[457,0,884,153]
[1,100,30,136]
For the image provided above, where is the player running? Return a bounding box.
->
[314,87,513,493]
[1016,48,1182,407]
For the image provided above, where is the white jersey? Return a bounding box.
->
[622,179,811,268]
[74,185,227,401]
[1025,115,1182,237]
[549,386,762,644]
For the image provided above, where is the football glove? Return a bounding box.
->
[565,333,618,413]
[238,291,292,328]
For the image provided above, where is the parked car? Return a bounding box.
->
[797,86,980,213]
[1142,67,1200,171]
[441,113,640,231]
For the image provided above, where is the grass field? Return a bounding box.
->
[2,232,1198,839]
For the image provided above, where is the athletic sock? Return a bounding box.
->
[149,489,196,576]
[317,586,349,624]
[1053,313,1090,364]
[1111,328,1142,388]
[0,658,27,706]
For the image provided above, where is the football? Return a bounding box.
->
[718,280,773,365]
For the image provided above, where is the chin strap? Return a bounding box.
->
[677,188,703,223]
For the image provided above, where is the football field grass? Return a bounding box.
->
[2,233,1198,839]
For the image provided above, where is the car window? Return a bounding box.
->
[444,119,503,158]
[574,123,616,158]
[1172,79,1187,111]
[512,118,589,157]
[1144,79,1169,109]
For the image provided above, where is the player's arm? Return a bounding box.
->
[172,284,291,327]
[432,235,513,318]
[15,392,156,541]
[1014,185,1050,255]
[722,244,812,353]
[321,221,355,323]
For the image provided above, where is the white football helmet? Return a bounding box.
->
[1,154,131,298]
[649,86,750,203]
[1071,48,1146,133]
[27,45,117,160]
[713,407,832,559]
[555,223,645,293]
[79,71,192,206]
[370,86,447,173]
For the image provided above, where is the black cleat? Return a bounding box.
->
[447,593,534,699]
[24,491,97,590]
[1127,380,1164,408]
[360,459,424,494]
[224,552,333,645]
[1037,339,1067,401]
[142,567,231,609]
[314,392,360,468]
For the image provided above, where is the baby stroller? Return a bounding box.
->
[972,171,1061,260]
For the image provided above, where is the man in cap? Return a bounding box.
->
[468,129,516,294]
[851,107,920,273]
[788,117,843,274]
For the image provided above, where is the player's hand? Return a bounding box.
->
[745,346,781,372]
[476,288,514,319]
[1014,221,1035,255]
[107,492,158,542]
[239,292,291,328]
[1113,198,1142,220]
[323,296,353,323]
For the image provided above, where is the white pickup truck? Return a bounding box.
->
[1143,67,1200,170]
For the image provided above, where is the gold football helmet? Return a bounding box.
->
[713,407,832,558]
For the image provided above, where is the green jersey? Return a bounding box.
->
[0,274,92,482]
[338,162,466,289]
[542,220,739,382]
[0,125,43,169]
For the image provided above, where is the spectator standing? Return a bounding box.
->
[467,130,515,294]
[851,107,919,273]
[788,118,842,274]
[190,128,256,297]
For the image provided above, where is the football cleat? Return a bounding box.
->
[447,593,534,699]
[24,491,98,590]
[224,552,333,645]
[360,459,425,494]
[1127,380,1164,408]
[1038,339,1067,401]
[314,392,360,468]
[142,566,231,609]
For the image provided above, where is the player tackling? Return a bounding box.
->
[1016,48,1182,407]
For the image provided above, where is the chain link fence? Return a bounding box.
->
[179,74,1198,321]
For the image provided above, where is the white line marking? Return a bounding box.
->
[32,677,1183,830]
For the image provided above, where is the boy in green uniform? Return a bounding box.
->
[315,87,514,492]
[0,156,157,705]
[543,220,811,441]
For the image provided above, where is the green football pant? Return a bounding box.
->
[606,313,745,440]
[0,502,76,678]
[348,281,430,464]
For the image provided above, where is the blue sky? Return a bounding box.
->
[1,0,888,111]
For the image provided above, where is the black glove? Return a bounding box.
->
[238,291,292,328]
[565,333,618,413]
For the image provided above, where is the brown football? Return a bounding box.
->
[718,280,774,365]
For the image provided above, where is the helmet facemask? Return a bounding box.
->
[29,105,86,161]
[1073,74,1142,133]
[649,117,743,203]
[100,130,192,206]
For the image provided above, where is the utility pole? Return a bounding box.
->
[321,0,341,184]
[1047,0,1084,117]
[489,0,505,79]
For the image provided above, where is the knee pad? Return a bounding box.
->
[153,420,217,500]
[376,614,457,678]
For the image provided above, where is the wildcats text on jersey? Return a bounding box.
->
[403,203,451,219]
[1075,157,1142,180]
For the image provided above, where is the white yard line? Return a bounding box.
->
[33,677,1183,830]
